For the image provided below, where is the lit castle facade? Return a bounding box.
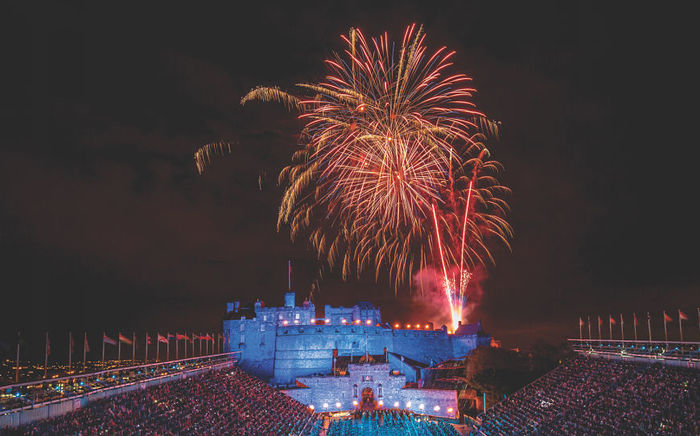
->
[223,290,490,418]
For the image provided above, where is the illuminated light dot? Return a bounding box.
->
[394,323,399,328]
[433,405,440,411]
[419,404,424,410]
[325,319,331,324]
[323,403,328,409]
[407,324,411,328]
[310,318,316,323]
[394,401,399,407]
[335,402,341,408]
[425,324,429,329]
[353,400,358,406]
[342,319,347,324]
[282,321,288,326]
[366,320,372,325]
[447,407,454,413]
[309,405,315,410]
[294,320,299,324]
[378,400,383,406]
[406,401,412,408]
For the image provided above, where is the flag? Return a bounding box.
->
[597,316,602,326]
[664,312,672,322]
[633,313,638,326]
[609,316,616,325]
[70,334,75,353]
[158,334,168,344]
[176,333,190,342]
[119,333,133,345]
[578,317,584,327]
[84,335,90,352]
[146,334,152,345]
[167,333,175,339]
[193,334,200,340]
[679,310,688,321]
[103,333,116,346]
[46,334,51,356]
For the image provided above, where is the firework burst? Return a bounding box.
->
[197,25,512,325]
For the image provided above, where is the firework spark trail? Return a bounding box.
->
[196,25,512,324]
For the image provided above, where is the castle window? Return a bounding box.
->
[279,313,283,320]
[378,384,383,398]
[260,324,265,332]
[295,313,300,319]
[240,323,244,332]
[263,315,268,322]
[353,384,358,398]
[240,334,245,343]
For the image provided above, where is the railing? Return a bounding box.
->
[568,339,700,363]
[0,352,240,415]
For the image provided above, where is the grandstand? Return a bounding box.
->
[469,352,699,434]
[12,366,317,435]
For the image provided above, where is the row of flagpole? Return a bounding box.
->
[17,331,229,383]
[578,308,698,344]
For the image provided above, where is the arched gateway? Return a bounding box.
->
[360,387,377,410]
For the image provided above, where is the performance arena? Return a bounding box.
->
[1,296,697,434]
[2,342,698,434]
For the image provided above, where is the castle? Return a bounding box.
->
[223,290,490,418]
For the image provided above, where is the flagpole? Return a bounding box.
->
[678,309,684,342]
[578,318,582,340]
[647,312,652,342]
[176,334,179,360]
[68,331,72,371]
[156,333,160,362]
[83,332,87,371]
[132,332,136,363]
[587,316,591,340]
[15,332,20,383]
[118,331,121,361]
[663,311,668,344]
[145,332,148,363]
[102,332,106,363]
[167,333,170,361]
[608,314,612,340]
[44,331,49,379]
[620,314,624,346]
[633,313,638,341]
[597,316,602,339]
[192,332,195,357]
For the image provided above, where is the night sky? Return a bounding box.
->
[2,2,698,357]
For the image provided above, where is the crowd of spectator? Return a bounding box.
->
[471,355,699,435]
[17,366,316,435]
[321,409,459,436]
